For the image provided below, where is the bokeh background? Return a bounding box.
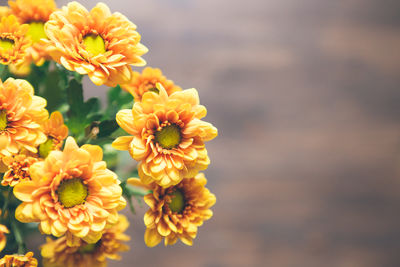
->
[3,0,400,266]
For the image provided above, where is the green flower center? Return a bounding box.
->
[38,138,53,159]
[27,22,47,43]
[82,34,106,56]
[155,124,181,149]
[0,110,8,131]
[57,178,88,208]
[78,243,97,254]
[0,38,14,51]
[168,189,185,213]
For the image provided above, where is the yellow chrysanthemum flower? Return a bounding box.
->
[0,224,9,252]
[41,214,130,267]
[121,67,181,102]
[14,137,126,245]
[0,6,11,19]
[9,0,57,66]
[39,111,69,158]
[2,154,39,186]
[0,15,31,65]
[112,84,218,188]
[129,173,215,247]
[0,252,38,267]
[0,78,48,158]
[44,1,148,86]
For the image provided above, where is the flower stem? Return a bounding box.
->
[1,187,12,221]
[11,220,26,254]
[0,64,6,79]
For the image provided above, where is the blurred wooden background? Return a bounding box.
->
[4,0,400,266]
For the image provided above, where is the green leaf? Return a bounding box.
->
[1,62,51,94]
[102,143,119,170]
[85,98,100,114]
[66,79,84,137]
[65,79,100,140]
[41,69,66,112]
[98,120,119,138]
[105,85,133,119]
[27,62,50,95]
[54,62,82,85]
[67,79,84,112]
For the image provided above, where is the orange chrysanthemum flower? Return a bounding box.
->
[0,252,38,267]
[2,154,39,186]
[44,1,148,86]
[14,137,126,245]
[9,0,56,23]
[112,84,218,187]
[39,111,68,158]
[9,0,57,66]
[0,78,48,158]
[0,15,31,65]
[41,214,130,267]
[0,224,9,252]
[122,67,181,102]
[129,173,216,247]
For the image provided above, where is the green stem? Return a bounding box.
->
[127,197,135,214]
[0,64,6,80]
[1,187,12,221]
[11,220,25,254]
[128,185,150,197]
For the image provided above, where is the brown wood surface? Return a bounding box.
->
[6,0,400,266]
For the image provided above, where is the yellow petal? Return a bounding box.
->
[81,144,103,162]
[144,211,156,227]
[66,232,81,247]
[112,136,133,151]
[164,234,178,246]
[13,181,36,202]
[144,228,162,247]
[157,220,171,237]
[63,137,79,155]
[127,177,151,190]
[180,234,193,246]
[83,231,102,244]
[15,203,35,223]
[116,109,135,134]
[143,195,157,209]
[39,220,51,235]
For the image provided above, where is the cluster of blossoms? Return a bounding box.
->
[114,83,217,246]
[0,0,217,266]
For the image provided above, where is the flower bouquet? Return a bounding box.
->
[0,1,218,266]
